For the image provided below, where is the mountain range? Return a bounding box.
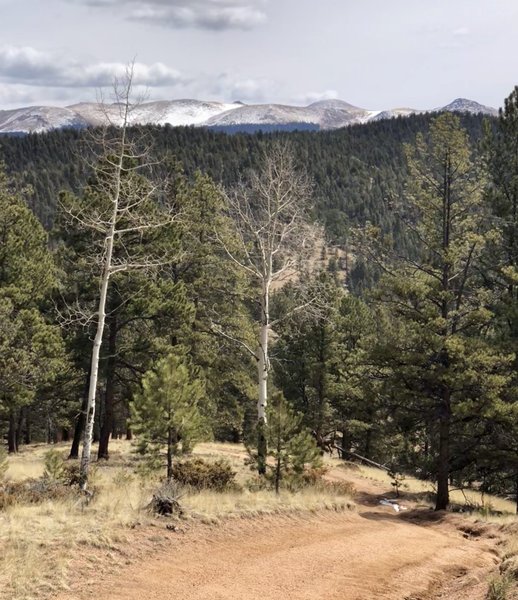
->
[0,97,498,135]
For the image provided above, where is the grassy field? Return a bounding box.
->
[1,440,517,600]
[0,440,354,600]
[340,461,518,514]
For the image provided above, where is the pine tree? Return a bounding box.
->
[130,349,207,480]
[366,113,512,510]
[248,392,322,494]
[0,166,66,452]
[482,87,518,508]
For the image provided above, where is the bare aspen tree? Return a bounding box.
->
[217,144,316,474]
[60,65,179,490]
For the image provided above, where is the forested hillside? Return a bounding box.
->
[0,85,516,516]
[0,112,488,238]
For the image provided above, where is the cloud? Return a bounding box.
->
[452,26,470,36]
[298,90,339,105]
[211,73,278,102]
[0,46,278,108]
[70,0,267,30]
[0,46,185,88]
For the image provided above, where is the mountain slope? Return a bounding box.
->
[0,106,89,135]
[0,96,497,135]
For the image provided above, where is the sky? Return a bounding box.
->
[0,0,516,110]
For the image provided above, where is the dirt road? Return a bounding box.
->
[57,501,499,600]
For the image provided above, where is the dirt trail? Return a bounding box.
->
[56,487,500,600]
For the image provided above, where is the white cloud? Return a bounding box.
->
[0,46,185,88]
[0,45,279,108]
[69,0,267,30]
[211,73,278,102]
[452,26,470,36]
[298,90,339,105]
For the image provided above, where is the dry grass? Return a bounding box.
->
[4,440,515,600]
[185,488,354,522]
[0,466,152,599]
[0,440,354,600]
[332,460,518,515]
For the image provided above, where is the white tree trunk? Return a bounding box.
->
[256,279,270,473]
[257,322,268,423]
[79,211,117,490]
[79,127,125,490]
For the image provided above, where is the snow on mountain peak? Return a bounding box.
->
[439,98,498,116]
[0,97,498,135]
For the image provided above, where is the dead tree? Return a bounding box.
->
[217,144,317,474]
[59,65,180,490]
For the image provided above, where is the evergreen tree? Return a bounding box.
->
[0,166,66,452]
[482,87,518,506]
[248,392,322,494]
[130,349,207,480]
[366,114,512,510]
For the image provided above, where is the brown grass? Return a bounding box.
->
[331,460,518,515]
[0,440,354,600]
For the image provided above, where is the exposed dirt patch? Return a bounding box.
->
[53,476,502,600]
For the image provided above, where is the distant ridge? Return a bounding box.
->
[0,97,497,135]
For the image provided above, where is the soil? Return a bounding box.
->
[53,464,503,600]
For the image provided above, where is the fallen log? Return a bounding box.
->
[333,445,390,472]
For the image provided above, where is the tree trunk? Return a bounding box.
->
[257,284,270,475]
[435,157,452,513]
[7,410,17,453]
[98,308,117,460]
[24,412,31,445]
[435,402,451,511]
[275,452,281,495]
[16,408,25,450]
[167,426,173,481]
[79,201,118,489]
[69,369,91,459]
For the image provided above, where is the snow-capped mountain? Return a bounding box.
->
[437,98,498,116]
[0,97,497,135]
[0,106,89,135]
[68,99,241,128]
[204,99,379,131]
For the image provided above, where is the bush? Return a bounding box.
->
[487,574,513,600]
[0,479,75,510]
[43,449,67,481]
[288,466,328,489]
[171,458,237,491]
[318,479,356,497]
[43,451,88,487]
[501,557,518,581]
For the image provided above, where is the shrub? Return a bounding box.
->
[284,466,327,491]
[246,475,270,492]
[43,449,67,481]
[0,479,75,510]
[501,557,518,581]
[487,574,513,600]
[43,451,90,488]
[171,458,237,491]
[318,479,356,497]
